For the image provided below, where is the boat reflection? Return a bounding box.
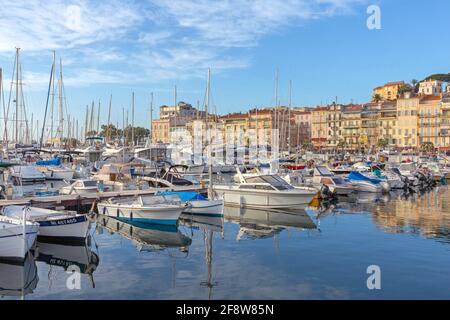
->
[97,215,192,252]
[224,206,317,240]
[34,237,99,277]
[0,252,38,299]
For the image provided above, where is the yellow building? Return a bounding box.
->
[341,104,362,149]
[440,95,450,149]
[373,81,405,101]
[326,104,343,148]
[151,119,170,144]
[418,95,442,147]
[378,101,397,146]
[395,94,419,148]
[310,107,329,148]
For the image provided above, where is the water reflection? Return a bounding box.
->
[224,206,317,240]
[96,215,192,252]
[180,214,224,300]
[0,252,38,299]
[33,238,99,289]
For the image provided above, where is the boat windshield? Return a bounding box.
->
[83,181,98,187]
[332,177,346,185]
[246,175,293,191]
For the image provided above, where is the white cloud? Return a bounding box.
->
[0,0,364,87]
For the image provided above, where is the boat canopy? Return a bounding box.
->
[36,158,61,166]
[159,191,206,202]
[348,171,382,185]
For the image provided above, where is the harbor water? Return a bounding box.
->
[1,186,450,300]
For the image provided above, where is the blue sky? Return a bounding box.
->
[0,0,449,130]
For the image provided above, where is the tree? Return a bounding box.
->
[377,138,389,149]
[411,79,419,93]
[372,93,382,103]
[420,142,435,153]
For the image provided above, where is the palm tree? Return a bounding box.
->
[372,93,382,103]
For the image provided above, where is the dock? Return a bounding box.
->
[0,185,207,211]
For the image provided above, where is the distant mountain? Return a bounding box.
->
[424,73,450,82]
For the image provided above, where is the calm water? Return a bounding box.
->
[2,186,450,300]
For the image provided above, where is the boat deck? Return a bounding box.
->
[0,185,206,211]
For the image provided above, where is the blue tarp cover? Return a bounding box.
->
[348,171,383,185]
[160,191,206,202]
[36,158,61,166]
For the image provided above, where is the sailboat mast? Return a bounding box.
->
[40,54,55,149]
[107,94,112,143]
[58,59,64,146]
[84,105,88,144]
[50,51,55,143]
[150,92,153,143]
[206,68,213,198]
[97,99,101,135]
[131,92,135,147]
[15,48,20,144]
[288,80,292,155]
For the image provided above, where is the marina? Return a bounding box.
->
[0,1,450,303]
[0,185,449,300]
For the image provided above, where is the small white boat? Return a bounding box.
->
[10,166,46,184]
[97,195,185,225]
[60,179,99,195]
[214,174,318,209]
[0,215,39,260]
[157,191,224,216]
[2,206,90,242]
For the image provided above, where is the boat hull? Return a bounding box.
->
[213,186,316,209]
[37,215,90,241]
[183,199,224,216]
[97,203,183,225]
[0,224,39,259]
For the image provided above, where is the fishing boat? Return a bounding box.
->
[347,171,390,193]
[1,206,90,242]
[158,191,224,216]
[213,174,317,209]
[9,166,46,184]
[0,215,39,260]
[97,195,185,225]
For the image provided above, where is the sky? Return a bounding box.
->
[0,0,449,131]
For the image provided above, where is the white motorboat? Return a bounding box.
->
[311,166,356,196]
[60,179,99,195]
[0,215,39,260]
[2,206,90,242]
[97,195,185,225]
[213,174,318,209]
[9,166,46,184]
[158,191,224,216]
